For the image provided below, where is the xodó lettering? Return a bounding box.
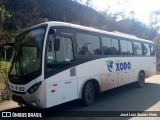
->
[106,60,131,72]
[116,62,131,71]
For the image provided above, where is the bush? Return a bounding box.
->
[0,60,11,102]
[0,61,9,82]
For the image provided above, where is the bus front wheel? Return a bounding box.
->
[135,72,145,88]
[82,81,95,106]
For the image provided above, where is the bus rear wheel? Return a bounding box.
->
[135,72,145,88]
[82,81,95,106]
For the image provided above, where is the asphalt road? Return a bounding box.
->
[0,75,160,120]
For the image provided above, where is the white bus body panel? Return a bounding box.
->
[45,68,78,108]
[45,56,156,107]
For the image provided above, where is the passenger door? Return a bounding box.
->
[56,29,78,103]
[45,28,78,107]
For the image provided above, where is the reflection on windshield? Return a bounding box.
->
[9,27,46,77]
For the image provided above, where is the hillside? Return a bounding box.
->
[0,0,158,44]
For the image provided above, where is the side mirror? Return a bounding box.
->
[54,38,60,51]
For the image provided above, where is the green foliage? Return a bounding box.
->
[153,34,160,58]
[0,5,13,44]
[0,6,12,24]
[0,5,12,31]
[150,10,160,31]
[0,60,11,101]
[0,30,15,44]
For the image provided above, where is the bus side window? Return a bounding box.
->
[102,37,112,55]
[102,37,119,55]
[150,44,155,56]
[112,39,120,55]
[76,33,101,55]
[47,36,73,63]
[56,37,73,62]
[120,40,133,55]
[143,43,150,56]
[120,40,128,55]
[133,42,143,56]
[47,34,55,63]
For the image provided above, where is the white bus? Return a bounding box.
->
[8,21,156,108]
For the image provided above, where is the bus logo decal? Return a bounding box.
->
[106,60,131,72]
[106,60,114,72]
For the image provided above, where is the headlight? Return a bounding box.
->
[27,82,42,94]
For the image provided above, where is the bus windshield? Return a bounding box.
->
[9,27,46,81]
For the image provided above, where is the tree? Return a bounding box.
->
[153,34,160,58]
[0,6,12,44]
[114,0,129,21]
[0,6,12,30]
[150,10,160,31]
[153,34,160,69]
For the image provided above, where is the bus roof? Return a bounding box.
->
[42,21,154,44]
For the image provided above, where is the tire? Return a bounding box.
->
[135,72,145,88]
[82,81,95,106]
